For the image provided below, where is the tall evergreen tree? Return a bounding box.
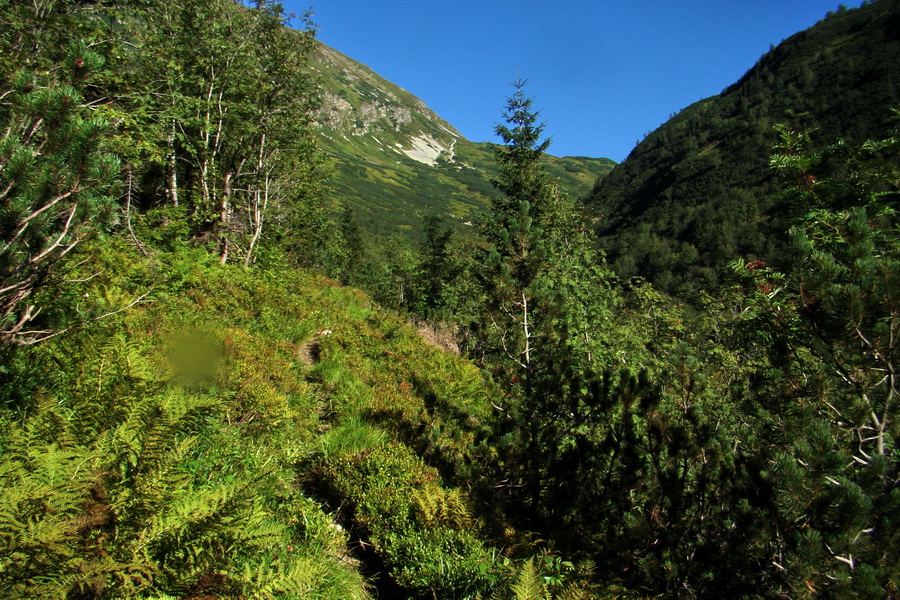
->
[478,79,560,382]
[477,81,620,529]
[476,79,563,519]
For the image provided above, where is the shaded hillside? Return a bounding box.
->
[311,43,615,239]
[589,0,900,295]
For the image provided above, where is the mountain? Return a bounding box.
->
[309,43,615,239]
[588,0,900,295]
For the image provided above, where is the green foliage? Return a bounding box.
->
[100,0,328,266]
[477,79,568,380]
[476,121,900,598]
[6,1,900,598]
[0,244,451,598]
[0,325,365,599]
[472,83,628,548]
[478,552,599,600]
[310,424,497,598]
[352,233,422,310]
[2,239,513,599]
[762,125,900,596]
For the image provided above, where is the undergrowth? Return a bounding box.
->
[0,242,582,598]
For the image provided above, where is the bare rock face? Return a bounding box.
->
[318,86,444,140]
[319,92,353,127]
[318,88,417,133]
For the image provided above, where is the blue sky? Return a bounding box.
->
[286,1,853,162]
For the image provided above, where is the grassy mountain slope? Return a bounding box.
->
[311,43,615,239]
[589,0,900,295]
[0,242,515,598]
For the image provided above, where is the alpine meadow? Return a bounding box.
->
[1,1,898,599]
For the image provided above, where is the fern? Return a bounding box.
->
[1,309,377,598]
[477,554,602,600]
[412,485,474,528]
[510,558,550,600]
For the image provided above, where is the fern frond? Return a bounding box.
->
[510,558,549,600]
[412,484,475,529]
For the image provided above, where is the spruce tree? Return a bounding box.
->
[478,81,619,530]
[476,80,560,521]
[479,79,559,382]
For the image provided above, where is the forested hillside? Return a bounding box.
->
[1,1,898,599]
[589,0,900,295]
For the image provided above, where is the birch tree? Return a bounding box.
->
[120,0,323,264]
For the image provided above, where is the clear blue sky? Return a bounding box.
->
[286,1,853,162]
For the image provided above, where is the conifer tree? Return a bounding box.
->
[766,126,900,596]
[478,81,619,526]
[476,80,561,520]
[479,79,560,382]
[0,38,118,344]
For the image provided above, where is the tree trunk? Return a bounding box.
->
[219,171,232,265]
[167,118,178,206]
